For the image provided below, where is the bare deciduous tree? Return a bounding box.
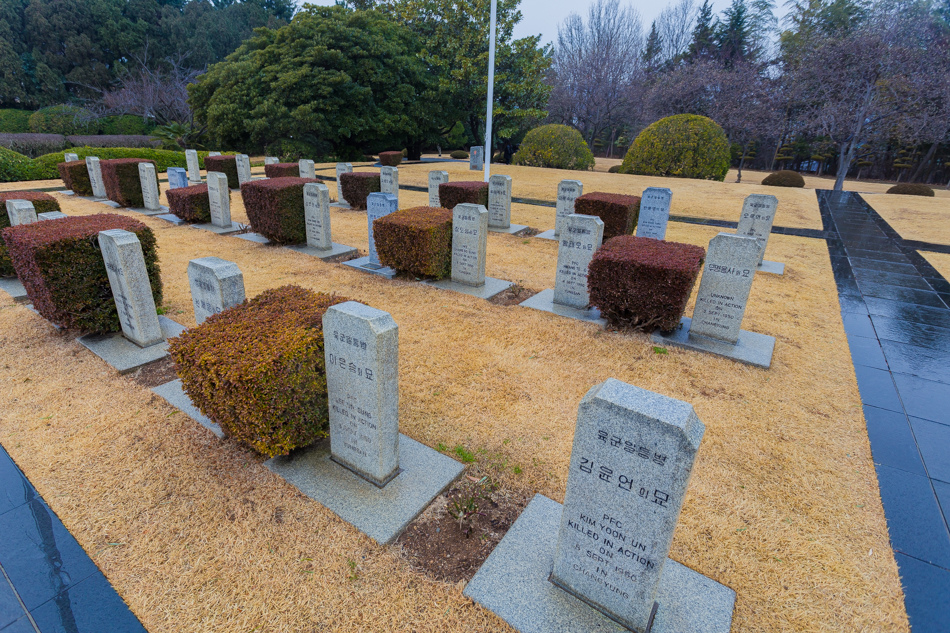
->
[656,0,696,63]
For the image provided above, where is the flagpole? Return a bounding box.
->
[483,0,497,183]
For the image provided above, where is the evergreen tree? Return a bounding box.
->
[687,0,717,59]
[643,21,663,70]
[717,0,751,65]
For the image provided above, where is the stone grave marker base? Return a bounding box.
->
[464,494,736,633]
[155,214,186,226]
[192,221,242,235]
[78,316,184,374]
[329,202,352,209]
[0,277,28,303]
[534,229,558,241]
[99,200,122,208]
[518,289,606,326]
[285,242,358,261]
[757,260,785,275]
[233,232,270,244]
[128,205,169,216]
[265,435,463,545]
[151,379,223,438]
[25,305,62,329]
[426,276,512,300]
[342,256,397,279]
[59,190,74,195]
[488,224,529,235]
[38,212,67,221]
[651,316,775,368]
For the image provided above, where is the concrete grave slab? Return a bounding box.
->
[285,243,358,261]
[155,213,186,226]
[265,435,464,545]
[426,276,512,299]
[234,232,270,244]
[151,379,223,438]
[342,256,397,279]
[488,224,529,235]
[192,221,242,235]
[77,316,182,374]
[519,289,606,326]
[0,277,28,303]
[38,212,67,221]
[758,260,785,275]
[535,229,557,241]
[127,205,169,216]
[651,316,775,368]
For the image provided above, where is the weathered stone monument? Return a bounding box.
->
[194,171,238,234]
[470,146,484,170]
[334,163,353,207]
[464,378,736,633]
[285,183,357,260]
[264,301,463,544]
[736,194,783,274]
[185,149,201,184]
[136,162,164,213]
[299,159,315,179]
[342,193,397,278]
[428,171,449,207]
[636,188,673,240]
[5,200,37,227]
[207,151,221,157]
[427,204,512,299]
[520,214,605,324]
[86,156,107,199]
[380,166,399,201]
[487,174,527,234]
[98,229,164,348]
[64,152,79,162]
[236,154,252,186]
[538,180,583,240]
[652,232,775,367]
[167,167,188,190]
[187,257,245,325]
[265,157,279,165]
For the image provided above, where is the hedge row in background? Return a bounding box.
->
[575,193,641,240]
[101,158,158,208]
[205,155,240,189]
[621,114,730,182]
[3,214,162,331]
[1,147,229,183]
[378,151,403,167]
[374,207,453,278]
[264,163,299,178]
[167,184,211,223]
[340,172,381,210]
[242,177,316,243]
[0,133,159,159]
[170,285,350,458]
[57,161,93,196]
[887,183,935,196]
[761,170,805,187]
[439,181,488,210]
[0,110,33,134]
[588,235,705,331]
[512,124,595,171]
[19,106,154,136]
[0,192,62,276]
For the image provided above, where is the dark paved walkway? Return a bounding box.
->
[818,189,950,632]
[0,445,145,633]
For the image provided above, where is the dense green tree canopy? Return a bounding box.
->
[188,5,445,158]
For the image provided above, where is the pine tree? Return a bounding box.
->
[687,0,717,60]
[643,21,663,70]
[717,0,751,65]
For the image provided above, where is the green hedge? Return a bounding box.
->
[0,147,229,183]
[29,106,97,135]
[620,114,730,181]
[512,124,595,171]
[761,170,805,188]
[0,110,33,133]
[887,183,935,197]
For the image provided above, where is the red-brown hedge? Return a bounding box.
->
[3,213,162,331]
[0,192,62,276]
[241,177,316,244]
[374,207,453,278]
[100,158,158,207]
[588,235,704,332]
[575,192,641,240]
[166,184,211,223]
[438,181,488,210]
[57,160,92,196]
[204,155,239,189]
[264,162,299,178]
[378,151,403,167]
[169,285,350,458]
[340,172,381,210]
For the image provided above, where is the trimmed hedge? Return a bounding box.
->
[439,181,488,210]
[0,147,41,182]
[169,285,350,458]
[167,184,211,223]
[588,235,705,332]
[0,147,224,183]
[0,133,67,158]
[450,150,469,159]
[3,214,161,331]
[205,155,239,189]
[512,124,595,171]
[620,114,730,181]
[887,183,935,197]
[607,165,622,174]
[241,177,316,244]
[340,172,381,210]
[57,160,93,196]
[379,151,403,167]
[29,106,96,135]
[0,110,33,134]
[264,162,299,178]
[761,170,805,187]
[575,193,641,240]
[66,135,158,149]
[0,192,62,277]
[101,158,158,207]
[374,207,453,278]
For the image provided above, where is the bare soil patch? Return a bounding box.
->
[126,356,177,388]
[488,284,538,306]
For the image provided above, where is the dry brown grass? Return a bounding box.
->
[0,172,908,633]
[862,193,950,246]
[920,251,950,280]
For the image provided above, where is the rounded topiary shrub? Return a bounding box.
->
[450,150,469,160]
[28,106,97,135]
[620,114,730,181]
[762,170,805,188]
[512,124,595,171]
[169,285,350,458]
[887,183,935,197]
[607,165,622,174]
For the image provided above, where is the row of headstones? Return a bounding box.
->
[4,200,67,226]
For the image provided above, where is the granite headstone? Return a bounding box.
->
[167,167,188,190]
[138,162,161,211]
[98,229,163,348]
[86,156,107,198]
[64,152,79,162]
[304,182,333,250]
[554,180,583,236]
[207,171,232,228]
[185,149,201,183]
[451,203,489,287]
[299,159,315,179]
[265,157,279,165]
[336,163,353,206]
[5,200,37,226]
[187,257,245,325]
[235,154,252,186]
[488,174,513,229]
[736,194,778,263]
[636,188,673,240]
[470,146,484,170]
[207,152,221,157]
[553,214,604,308]
[367,193,399,267]
[380,166,399,199]
[689,233,760,344]
[428,171,449,207]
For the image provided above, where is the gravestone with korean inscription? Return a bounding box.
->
[86,156,107,199]
[185,150,201,183]
[138,163,161,211]
[167,167,188,190]
[236,154,252,186]
[299,159,315,179]
[207,172,233,228]
[736,194,778,264]
[636,188,673,240]
[488,174,512,228]
[451,203,489,286]
[98,229,163,348]
[367,193,399,267]
[6,200,37,227]
[208,152,221,157]
[304,182,333,250]
[380,166,399,200]
[265,157,279,165]
[428,171,449,207]
[187,257,245,325]
[553,214,604,308]
[335,163,353,206]
[64,152,79,162]
[554,180,584,237]
[689,233,759,344]
[324,301,400,487]
[470,146,484,170]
